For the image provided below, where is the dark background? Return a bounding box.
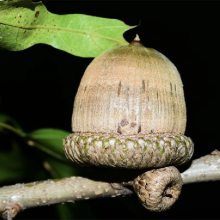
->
[1,0,220,219]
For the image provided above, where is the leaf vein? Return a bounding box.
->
[0,22,126,44]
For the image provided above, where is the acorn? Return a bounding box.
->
[64,35,193,169]
[63,35,194,211]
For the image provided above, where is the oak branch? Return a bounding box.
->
[0,150,220,220]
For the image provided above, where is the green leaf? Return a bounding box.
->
[0,0,133,57]
[29,128,69,161]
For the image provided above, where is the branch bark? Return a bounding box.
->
[0,150,220,220]
[181,150,220,184]
[0,177,132,220]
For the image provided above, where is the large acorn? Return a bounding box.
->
[64,35,194,211]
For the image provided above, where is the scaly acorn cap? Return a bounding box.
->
[64,36,194,169]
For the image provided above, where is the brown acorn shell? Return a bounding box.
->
[72,42,186,135]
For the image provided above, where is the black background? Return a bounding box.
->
[1,0,220,219]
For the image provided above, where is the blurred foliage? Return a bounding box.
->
[0,113,78,218]
[0,0,133,219]
[0,113,98,219]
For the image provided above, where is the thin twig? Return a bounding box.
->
[0,150,220,219]
[0,123,26,138]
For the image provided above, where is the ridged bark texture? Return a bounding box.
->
[64,133,193,169]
